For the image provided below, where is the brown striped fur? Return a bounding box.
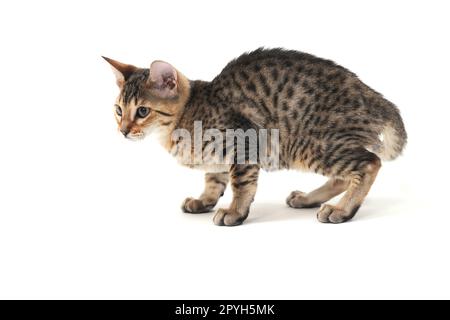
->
[104,48,407,226]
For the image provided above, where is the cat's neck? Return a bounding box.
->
[158,74,203,151]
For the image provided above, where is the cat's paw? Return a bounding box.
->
[286,191,321,208]
[181,197,213,213]
[213,208,246,226]
[317,204,358,224]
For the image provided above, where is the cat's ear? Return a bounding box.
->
[102,56,137,87]
[147,60,178,99]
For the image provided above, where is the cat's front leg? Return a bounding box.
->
[213,164,259,226]
[182,172,229,213]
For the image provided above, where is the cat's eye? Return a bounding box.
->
[115,105,122,117]
[136,106,150,118]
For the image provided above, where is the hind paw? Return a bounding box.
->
[286,191,321,208]
[317,204,359,224]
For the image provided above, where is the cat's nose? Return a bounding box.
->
[120,128,130,137]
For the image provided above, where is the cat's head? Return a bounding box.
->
[103,57,190,141]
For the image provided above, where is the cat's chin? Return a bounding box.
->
[126,134,146,141]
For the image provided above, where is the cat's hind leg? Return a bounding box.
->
[317,148,381,223]
[182,172,229,213]
[286,178,349,208]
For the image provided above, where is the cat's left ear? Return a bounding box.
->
[147,61,178,99]
[102,56,137,87]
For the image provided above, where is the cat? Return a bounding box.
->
[103,48,407,226]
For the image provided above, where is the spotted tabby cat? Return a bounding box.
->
[103,48,406,226]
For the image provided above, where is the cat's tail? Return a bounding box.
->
[375,99,407,161]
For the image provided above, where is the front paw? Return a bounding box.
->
[317,204,359,224]
[213,208,247,226]
[181,197,213,213]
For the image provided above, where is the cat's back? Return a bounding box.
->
[218,48,350,77]
[207,48,406,168]
[209,48,374,131]
[210,48,367,115]
[212,47,355,94]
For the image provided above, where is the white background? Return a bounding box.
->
[0,0,449,299]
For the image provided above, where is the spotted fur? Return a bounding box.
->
[104,48,407,226]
